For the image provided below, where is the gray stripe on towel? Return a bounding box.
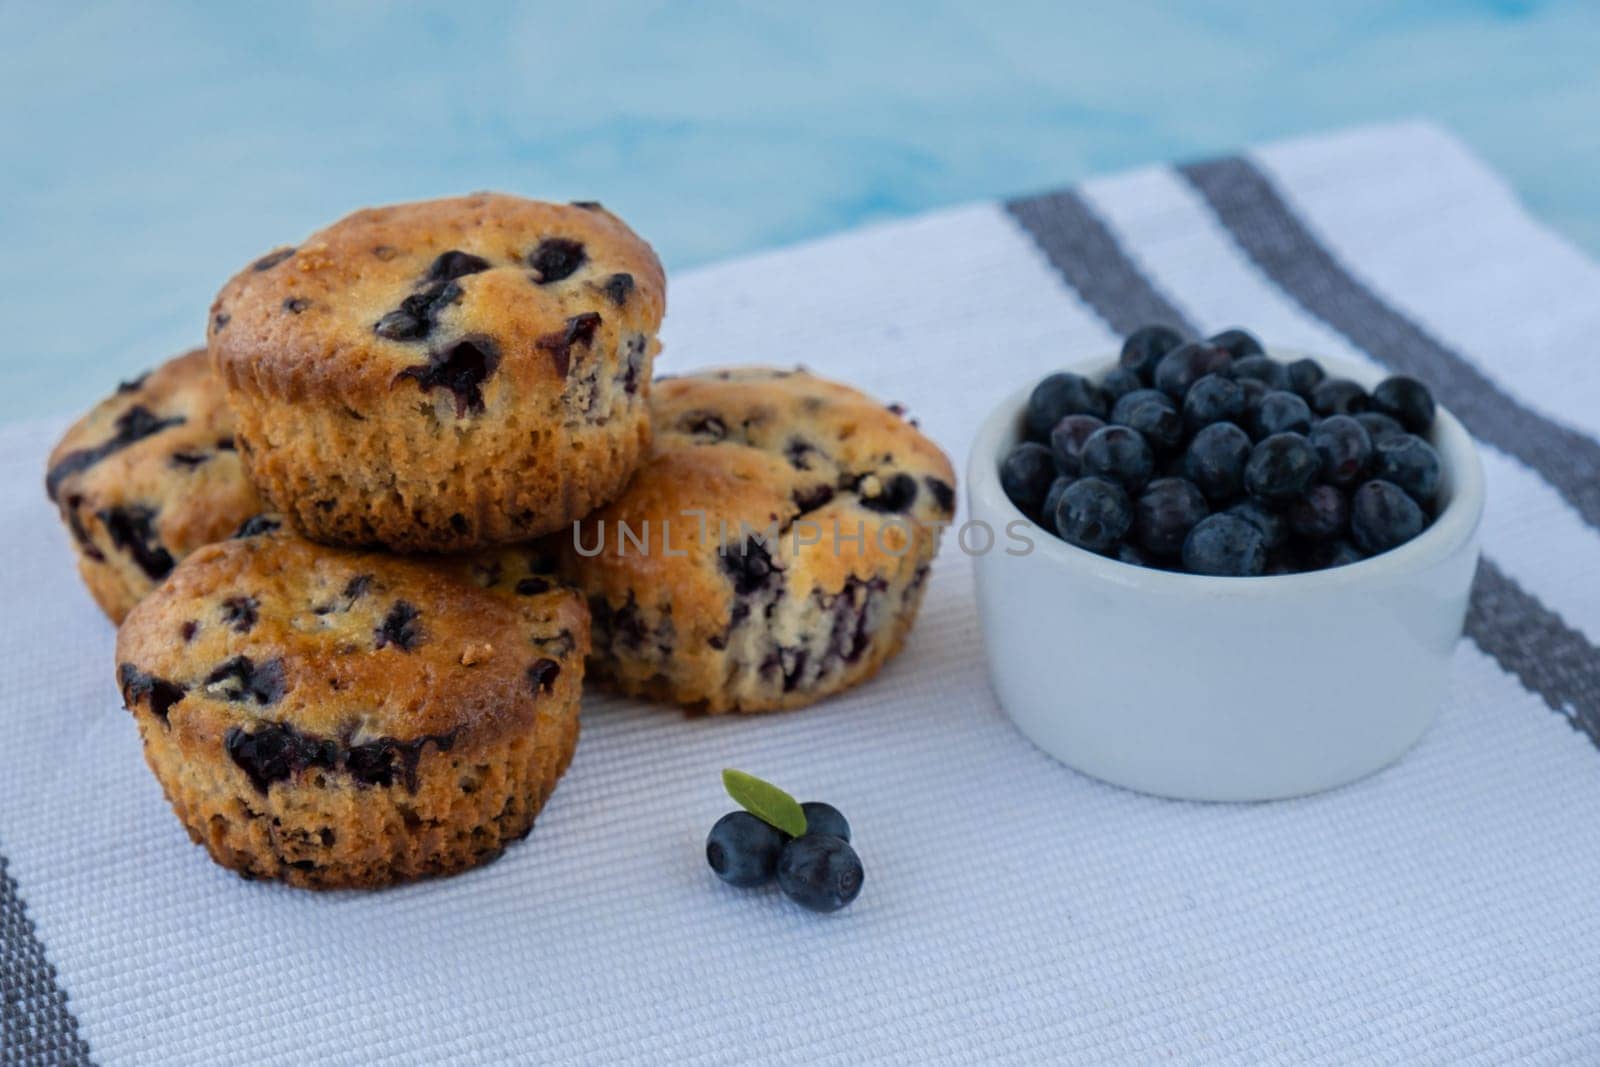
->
[1005,190,1192,337]
[1466,559,1600,747]
[1,854,93,1066]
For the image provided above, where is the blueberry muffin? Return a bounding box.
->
[45,349,271,623]
[563,367,954,713]
[208,193,665,552]
[115,530,588,889]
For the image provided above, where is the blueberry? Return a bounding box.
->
[706,812,788,888]
[1328,541,1366,567]
[1182,374,1245,431]
[1230,355,1289,391]
[1154,342,1232,400]
[1025,373,1107,440]
[792,484,836,516]
[1005,341,1437,577]
[1286,358,1326,398]
[776,834,864,913]
[342,733,456,791]
[1288,484,1349,541]
[528,237,587,283]
[535,312,602,377]
[99,505,175,580]
[117,664,186,722]
[1053,477,1133,553]
[1158,450,1190,479]
[1111,387,1174,424]
[1356,411,1407,445]
[374,278,466,342]
[526,658,561,695]
[233,514,280,538]
[1042,475,1074,522]
[1119,325,1187,382]
[1116,542,1151,567]
[1080,425,1154,492]
[374,601,424,651]
[1134,478,1209,557]
[340,574,376,604]
[394,337,501,415]
[1372,434,1442,504]
[1110,389,1183,451]
[801,801,851,841]
[1251,390,1313,439]
[252,248,295,271]
[1264,552,1298,576]
[1207,328,1265,359]
[224,723,335,793]
[1000,443,1058,514]
[1311,378,1370,416]
[1371,375,1436,433]
[859,472,918,514]
[1301,538,1367,570]
[425,249,491,283]
[1184,422,1252,500]
[205,656,286,706]
[681,411,728,440]
[1048,414,1106,476]
[1309,415,1373,488]
[721,537,776,595]
[1100,367,1145,403]
[1350,480,1427,553]
[46,405,186,502]
[1227,499,1288,551]
[374,307,426,341]
[220,595,259,634]
[1244,433,1319,501]
[623,334,649,395]
[1181,514,1266,576]
[603,272,635,305]
[1236,377,1270,414]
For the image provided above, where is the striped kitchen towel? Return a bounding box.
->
[2,121,1597,1066]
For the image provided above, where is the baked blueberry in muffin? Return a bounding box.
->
[563,367,954,713]
[45,349,269,622]
[208,193,665,552]
[116,530,588,888]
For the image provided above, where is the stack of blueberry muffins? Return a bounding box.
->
[44,194,955,890]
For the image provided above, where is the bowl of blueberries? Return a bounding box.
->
[968,325,1484,801]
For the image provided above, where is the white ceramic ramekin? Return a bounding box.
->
[968,351,1484,801]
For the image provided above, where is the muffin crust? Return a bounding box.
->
[209,193,665,551]
[116,531,588,888]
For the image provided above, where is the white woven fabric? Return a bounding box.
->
[3,121,1598,1065]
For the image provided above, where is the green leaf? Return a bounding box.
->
[722,768,807,838]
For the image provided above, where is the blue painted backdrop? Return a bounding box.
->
[6,1,1597,421]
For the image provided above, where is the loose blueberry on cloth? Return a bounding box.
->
[1002,325,1440,576]
[707,770,863,913]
